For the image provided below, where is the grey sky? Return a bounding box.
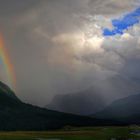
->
[0,0,140,107]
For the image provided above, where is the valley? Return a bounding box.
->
[0,126,139,140]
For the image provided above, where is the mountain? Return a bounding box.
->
[0,81,19,101]
[0,81,117,130]
[47,89,106,116]
[47,75,140,116]
[92,93,140,124]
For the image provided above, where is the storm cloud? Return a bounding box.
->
[0,0,140,110]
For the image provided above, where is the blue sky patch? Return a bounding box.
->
[103,7,140,36]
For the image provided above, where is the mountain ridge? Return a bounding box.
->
[47,75,140,115]
[92,93,140,124]
[0,81,119,130]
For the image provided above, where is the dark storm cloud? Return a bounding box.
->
[0,0,40,17]
[0,0,140,114]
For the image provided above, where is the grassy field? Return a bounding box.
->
[0,126,140,140]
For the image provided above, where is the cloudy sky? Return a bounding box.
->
[0,0,140,107]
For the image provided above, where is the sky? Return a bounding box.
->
[0,0,140,110]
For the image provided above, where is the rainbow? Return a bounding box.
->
[0,34,16,91]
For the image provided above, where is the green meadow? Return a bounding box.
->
[0,126,140,140]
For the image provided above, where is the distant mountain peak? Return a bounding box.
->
[92,93,140,124]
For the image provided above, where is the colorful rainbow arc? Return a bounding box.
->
[0,34,16,91]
